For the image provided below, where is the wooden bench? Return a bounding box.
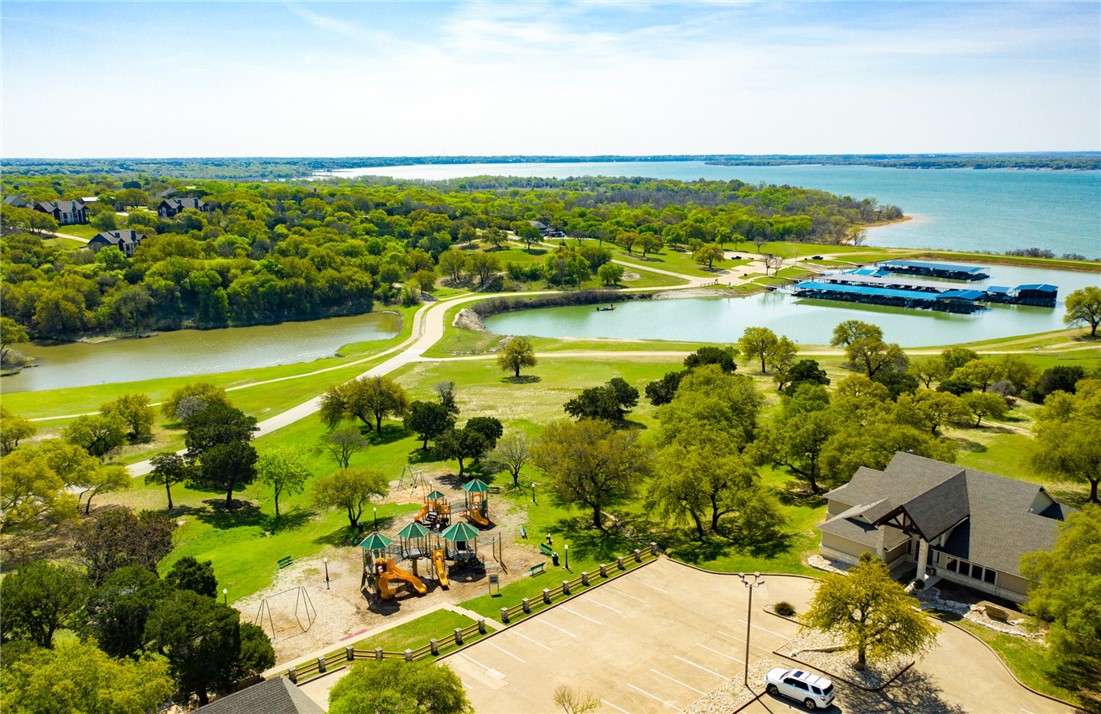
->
[527,563,546,577]
[538,543,553,557]
[277,556,293,569]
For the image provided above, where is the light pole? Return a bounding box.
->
[531,481,538,504]
[324,557,330,590]
[739,572,765,688]
[222,588,228,605]
[564,543,569,571]
[373,506,378,530]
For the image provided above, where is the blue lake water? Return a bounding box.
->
[328,161,1101,259]
[483,264,1101,347]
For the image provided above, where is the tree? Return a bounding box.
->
[963,391,1010,426]
[328,659,472,714]
[801,552,940,670]
[0,316,29,365]
[404,401,455,450]
[74,463,131,514]
[64,412,128,459]
[75,508,177,586]
[554,685,602,714]
[940,347,980,374]
[894,390,970,435]
[911,357,947,388]
[693,243,725,269]
[316,425,369,468]
[738,327,780,374]
[100,393,156,442]
[780,358,830,396]
[438,249,469,283]
[434,426,488,477]
[655,366,762,450]
[0,639,173,714]
[597,262,625,286]
[1020,505,1101,688]
[1064,285,1101,337]
[488,432,530,487]
[0,447,79,534]
[145,589,273,706]
[532,418,652,529]
[256,446,310,518]
[0,407,36,454]
[184,403,259,510]
[818,419,958,488]
[166,556,218,597]
[161,382,230,422]
[1031,381,1101,503]
[466,416,504,449]
[1,562,91,648]
[467,251,501,287]
[320,376,410,434]
[564,377,639,423]
[683,345,738,373]
[845,336,908,378]
[313,468,388,529]
[497,336,537,378]
[146,451,190,511]
[86,565,169,658]
[831,319,882,348]
[753,403,840,495]
[951,358,1004,392]
[645,370,688,406]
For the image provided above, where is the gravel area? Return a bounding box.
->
[684,659,779,714]
[776,630,911,690]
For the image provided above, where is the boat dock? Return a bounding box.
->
[876,259,990,281]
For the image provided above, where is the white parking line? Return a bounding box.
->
[601,699,633,714]
[651,668,706,695]
[637,580,670,593]
[458,652,496,673]
[510,630,552,650]
[487,641,525,663]
[586,598,624,615]
[735,619,790,639]
[717,630,743,643]
[607,587,648,605]
[696,643,743,663]
[561,605,603,625]
[534,619,577,638]
[627,683,682,711]
[674,654,730,681]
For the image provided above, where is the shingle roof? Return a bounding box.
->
[821,452,1071,577]
[196,677,324,714]
[90,229,144,247]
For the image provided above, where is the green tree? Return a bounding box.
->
[532,418,653,530]
[438,250,469,283]
[951,359,1004,392]
[655,366,762,449]
[146,451,190,511]
[1020,505,1101,689]
[404,400,455,450]
[0,639,173,714]
[75,508,177,586]
[683,345,738,373]
[911,357,947,388]
[1064,285,1101,338]
[466,416,504,449]
[487,432,531,487]
[779,358,830,396]
[831,319,882,348]
[0,407,37,454]
[693,243,725,269]
[0,447,79,534]
[941,347,980,373]
[597,262,625,286]
[320,376,410,434]
[894,390,969,435]
[801,552,939,670]
[63,412,128,459]
[100,393,156,442]
[1031,380,1101,503]
[161,382,230,422]
[497,336,537,378]
[962,391,1010,427]
[753,403,840,495]
[564,377,639,423]
[166,556,218,597]
[256,446,311,518]
[86,565,169,658]
[74,463,132,515]
[329,659,472,714]
[738,327,779,374]
[184,403,259,510]
[467,251,501,287]
[818,420,958,488]
[313,468,389,529]
[434,426,488,477]
[1,562,91,648]
[645,370,688,406]
[0,316,29,365]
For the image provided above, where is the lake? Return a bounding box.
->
[326,161,1101,259]
[483,264,1101,347]
[3,312,401,394]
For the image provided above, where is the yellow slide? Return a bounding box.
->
[415,502,430,521]
[376,558,427,599]
[432,548,449,588]
[468,508,490,528]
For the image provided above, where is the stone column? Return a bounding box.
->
[876,526,886,559]
[917,539,930,580]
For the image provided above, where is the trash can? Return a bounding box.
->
[551,551,560,566]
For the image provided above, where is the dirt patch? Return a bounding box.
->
[236,471,544,666]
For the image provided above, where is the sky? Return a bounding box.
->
[1,1,1099,158]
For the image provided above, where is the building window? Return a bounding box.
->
[983,569,996,585]
[945,558,958,572]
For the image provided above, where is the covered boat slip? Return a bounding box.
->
[792,280,986,314]
[877,259,991,281]
[810,271,1059,307]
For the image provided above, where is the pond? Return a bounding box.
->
[483,265,1100,347]
[3,312,402,393]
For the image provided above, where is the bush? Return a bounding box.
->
[774,601,796,617]
[912,579,925,591]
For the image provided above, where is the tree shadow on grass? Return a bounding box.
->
[368,424,409,446]
[406,447,438,465]
[314,524,359,547]
[196,499,264,530]
[502,375,541,385]
[726,524,793,558]
[268,509,316,534]
[774,481,828,508]
[945,436,986,454]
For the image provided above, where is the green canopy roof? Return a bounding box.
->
[461,479,490,494]
[358,532,392,550]
[425,490,447,501]
[396,522,429,540]
[440,521,480,543]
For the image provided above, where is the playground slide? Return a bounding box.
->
[378,559,427,598]
[432,549,449,588]
[467,509,490,528]
[415,503,430,521]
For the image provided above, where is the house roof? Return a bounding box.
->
[821,452,1072,577]
[35,199,85,212]
[160,197,207,210]
[90,229,144,247]
[196,677,323,714]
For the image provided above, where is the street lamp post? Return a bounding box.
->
[324,557,330,590]
[373,507,378,530]
[739,572,765,688]
[564,543,569,571]
[531,482,538,504]
[222,588,228,605]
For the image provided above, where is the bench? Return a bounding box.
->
[527,563,546,577]
[277,556,293,569]
[520,525,528,539]
[538,543,553,557]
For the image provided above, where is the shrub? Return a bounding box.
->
[774,601,796,617]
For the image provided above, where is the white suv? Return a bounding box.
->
[764,667,835,710]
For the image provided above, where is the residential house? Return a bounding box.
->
[195,677,323,714]
[34,199,88,225]
[158,196,211,218]
[3,195,31,208]
[88,229,145,257]
[818,451,1072,604]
